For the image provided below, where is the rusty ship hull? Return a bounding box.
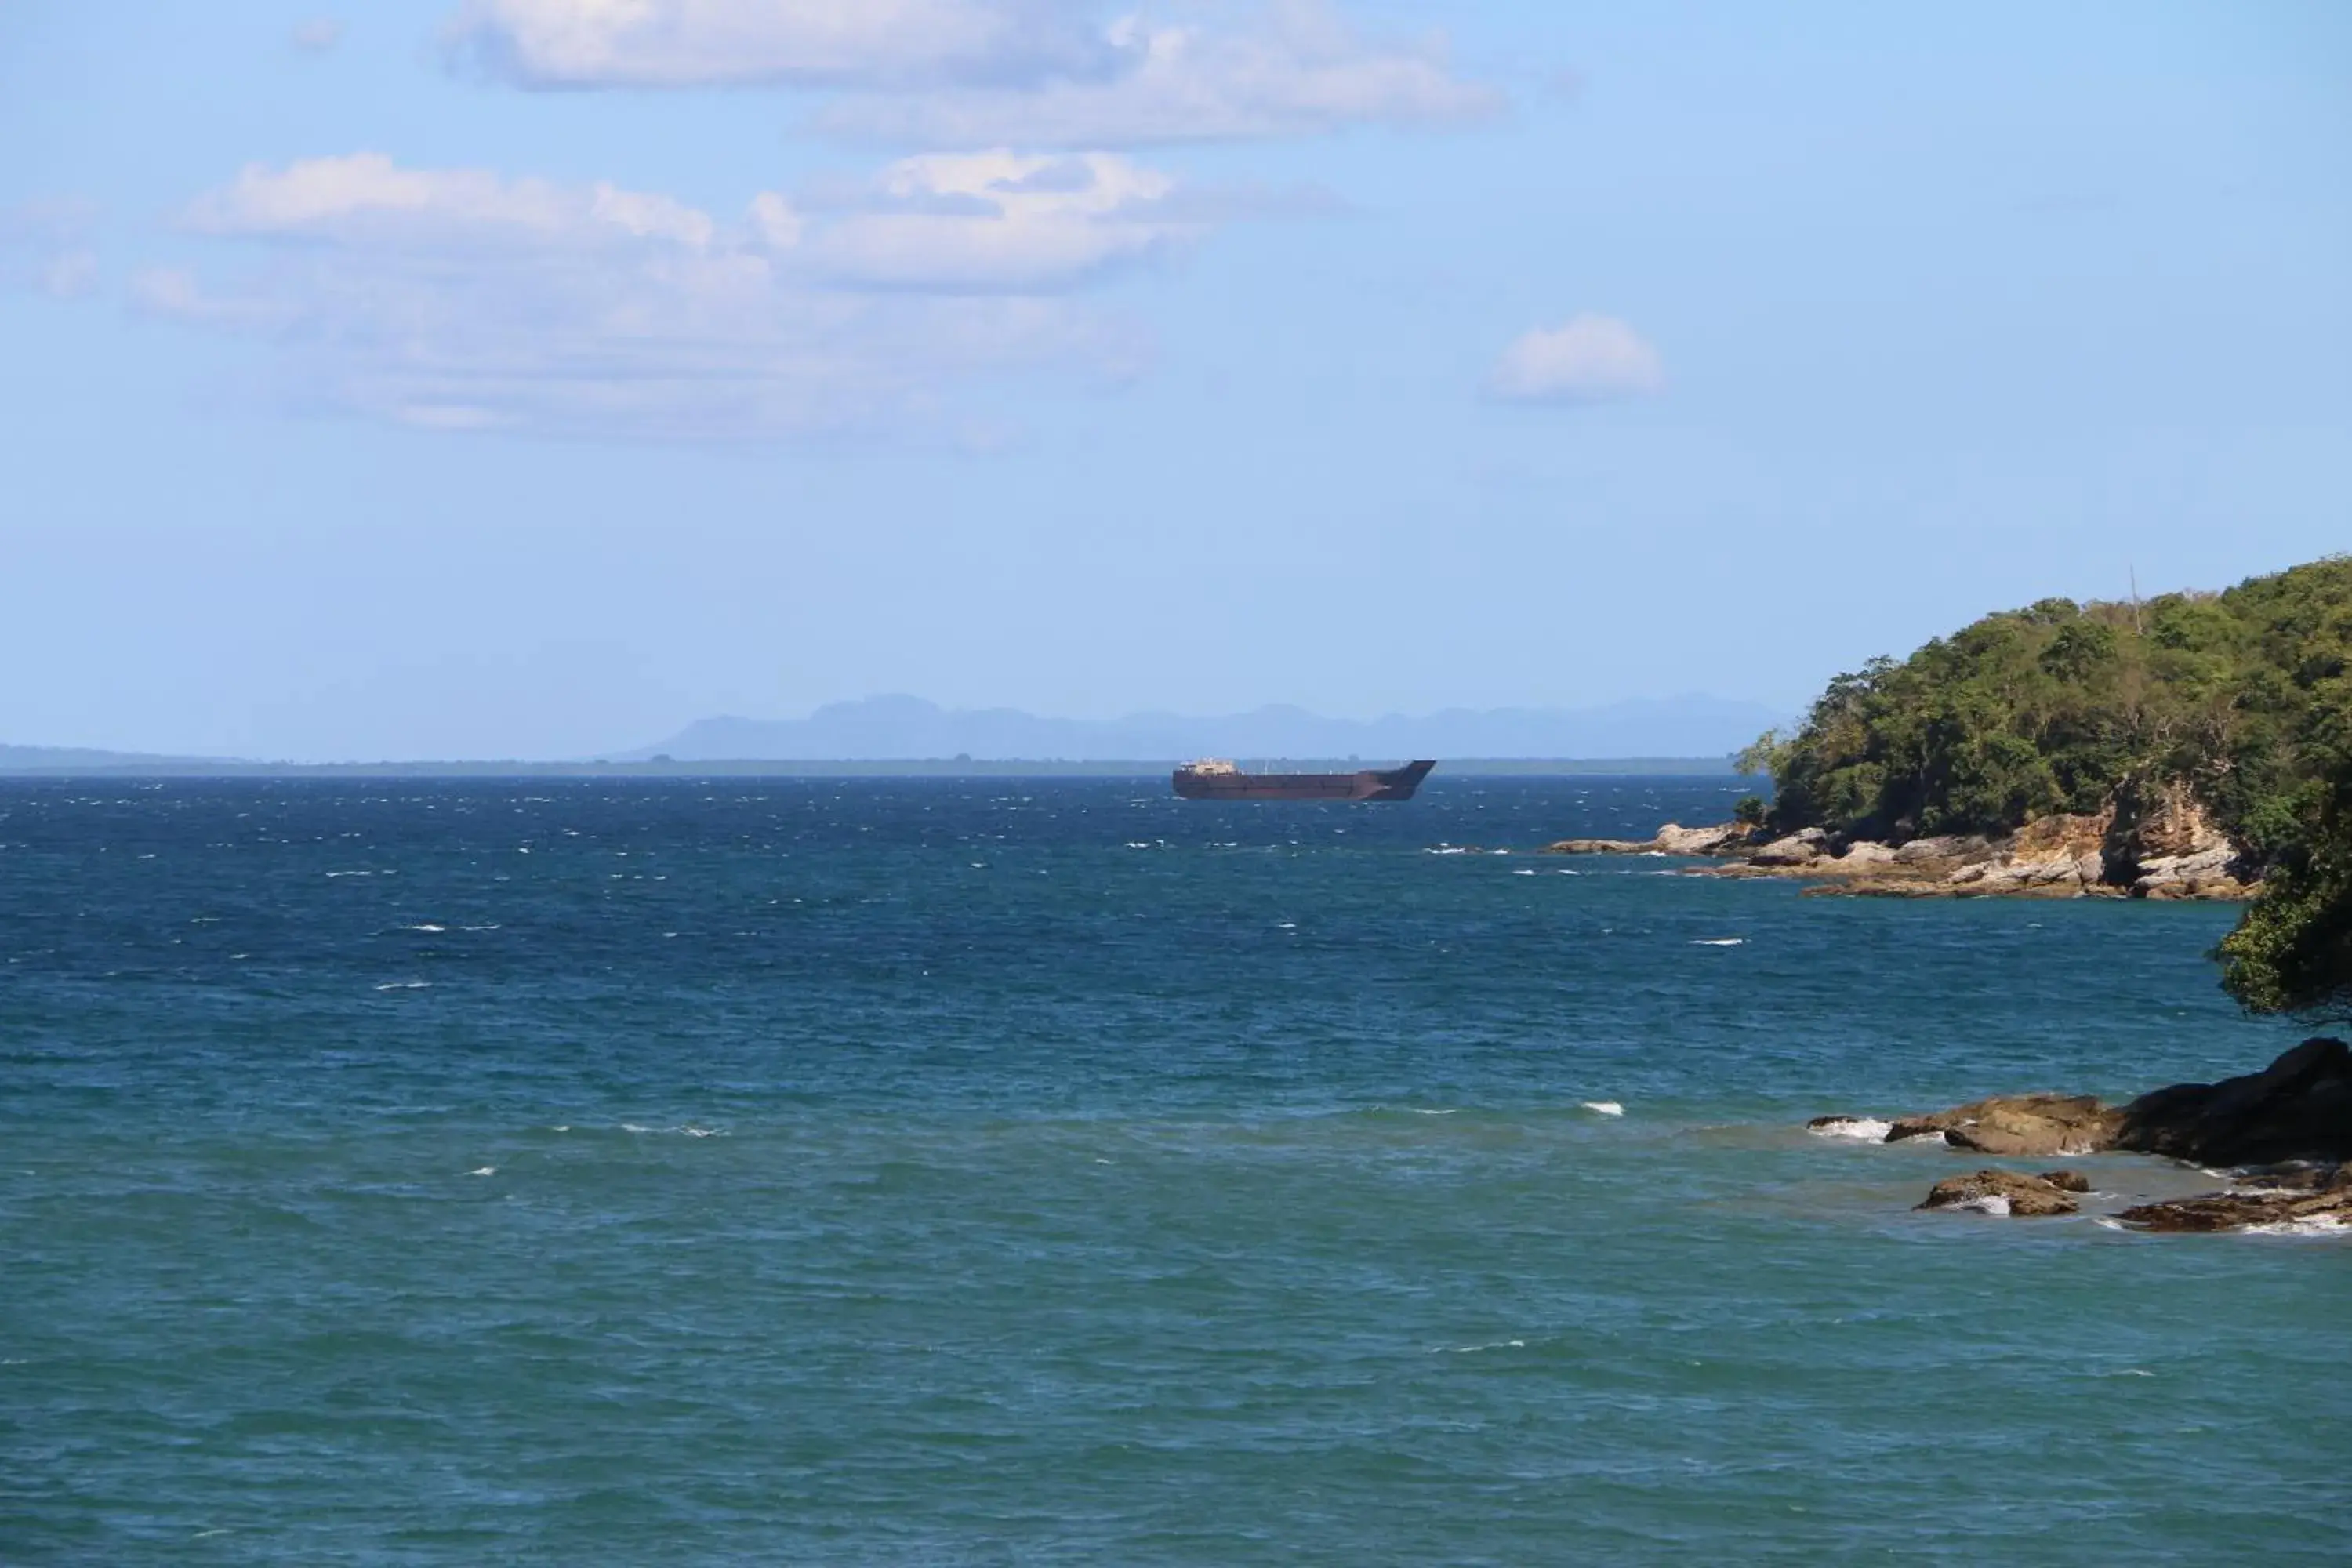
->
[1171,760,1435,802]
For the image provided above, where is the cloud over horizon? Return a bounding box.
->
[138,150,1241,440]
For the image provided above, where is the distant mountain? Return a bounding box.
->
[618,695,1788,763]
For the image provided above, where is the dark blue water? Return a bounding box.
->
[4,777,2347,1563]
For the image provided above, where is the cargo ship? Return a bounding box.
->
[1171,759,1435,802]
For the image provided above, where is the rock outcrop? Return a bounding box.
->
[1819,1041,2352,1234]
[1824,1040,2351,1167]
[1917,1168,2082,1216]
[1539,822,1756,858]
[1541,792,2259,902]
[2118,1164,2351,1233]
[1886,1094,2121,1156]
[2111,1036,2352,1167]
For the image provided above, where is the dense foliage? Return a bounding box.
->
[2216,718,2352,1018]
[1746,557,2352,851]
[1747,557,2351,1017]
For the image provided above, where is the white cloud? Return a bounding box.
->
[1489,315,1665,404]
[446,0,1111,89]
[445,0,1497,145]
[186,152,718,250]
[819,5,1498,147]
[804,151,1196,289]
[141,152,1228,441]
[290,17,347,54]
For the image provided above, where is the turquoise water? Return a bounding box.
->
[3,777,2347,1563]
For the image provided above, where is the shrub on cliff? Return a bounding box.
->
[1750,557,2352,856]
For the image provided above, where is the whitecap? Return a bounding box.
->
[398,924,447,933]
[1809,1117,1893,1141]
[1407,1108,1458,1116]
[1690,938,1745,947]
[2241,1214,2350,1237]
[1441,1339,1526,1354]
[1580,1101,1624,1117]
[373,981,431,992]
[467,1166,495,1177]
[1951,1193,2013,1216]
[2094,1217,2130,1232]
[1512,868,1536,876]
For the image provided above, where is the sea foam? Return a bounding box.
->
[1808,1117,1893,1142]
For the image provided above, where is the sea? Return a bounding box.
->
[3,775,2347,1564]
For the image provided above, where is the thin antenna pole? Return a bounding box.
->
[2129,564,2142,634]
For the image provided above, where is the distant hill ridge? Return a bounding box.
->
[620,695,1786,763]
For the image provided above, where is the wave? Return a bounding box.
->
[373,981,431,992]
[1809,1117,1893,1142]
[1580,1101,1624,1117]
[1690,938,1744,947]
[1947,1193,2013,1215]
[2241,1214,2349,1237]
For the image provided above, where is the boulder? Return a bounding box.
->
[1887,1094,2121,1156]
[2038,1169,2092,1192]
[1751,833,1826,866]
[1918,1168,2081,1216]
[1837,840,1899,866]
[2113,1038,2352,1167]
[1654,822,1750,856]
[1896,835,1982,864]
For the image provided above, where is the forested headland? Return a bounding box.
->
[1741,557,2350,1018]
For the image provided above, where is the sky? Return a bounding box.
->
[2,1,2347,762]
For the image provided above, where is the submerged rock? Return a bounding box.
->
[2118,1165,2352,1233]
[1918,1169,2081,1217]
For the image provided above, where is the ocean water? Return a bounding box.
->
[2,775,2346,1565]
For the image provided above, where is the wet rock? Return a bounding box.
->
[2037,1169,2092,1192]
[2118,1167,2351,1233]
[1889,1094,2121,1157]
[2113,1038,2352,1167]
[1918,1169,2080,1217]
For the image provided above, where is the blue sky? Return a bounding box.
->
[3,1,2347,760]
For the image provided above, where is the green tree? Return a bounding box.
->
[2216,722,2352,1020]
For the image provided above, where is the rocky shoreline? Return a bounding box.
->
[1542,782,2256,902]
[1812,1038,2352,1233]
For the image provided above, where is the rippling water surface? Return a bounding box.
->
[3,776,2346,1563]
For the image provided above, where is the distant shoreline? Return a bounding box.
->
[0,756,1745,780]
